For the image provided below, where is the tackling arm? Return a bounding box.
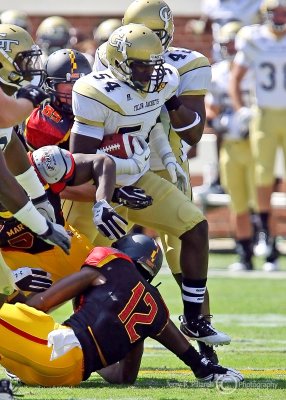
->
[26,266,104,312]
[0,88,33,128]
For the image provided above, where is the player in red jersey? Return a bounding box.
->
[0,234,243,387]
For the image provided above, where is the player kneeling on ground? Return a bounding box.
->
[0,234,243,387]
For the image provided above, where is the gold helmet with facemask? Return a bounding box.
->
[122,0,174,50]
[0,24,45,91]
[106,23,165,93]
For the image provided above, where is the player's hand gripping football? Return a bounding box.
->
[13,267,52,292]
[92,199,128,240]
[112,186,153,209]
[130,137,151,174]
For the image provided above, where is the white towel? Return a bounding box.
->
[48,328,82,361]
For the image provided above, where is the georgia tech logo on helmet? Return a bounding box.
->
[0,33,19,52]
[109,33,131,53]
[159,5,172,29]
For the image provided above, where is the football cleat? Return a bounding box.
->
[193,357,243,383]
[198,344,219,364]
[228,261,254,271]
[253,231,270,257]
[179,315,231,346]
[0,379,14,400]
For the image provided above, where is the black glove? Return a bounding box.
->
[39,220,71,255]
[112,186,153,209]
[92,199,128,240]
[16,84,50,108]
[12,267,52,292]
[32,193,56,223]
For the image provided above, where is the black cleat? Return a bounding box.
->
[0,379,14,400]
[179,315,231,346]
[193,357,243,382]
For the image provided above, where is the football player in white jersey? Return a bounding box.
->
[69,23,230,348]
[229,0,286,271]
[90,0,224,362]
[205,21,258,271]
[0,24,71,299]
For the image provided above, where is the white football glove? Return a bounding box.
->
[92,199,128,240]
[162,152,188,193]
[13,267,52,292]
[39,221,71,255]
[221,107,252,139]
[130,137,151,174]
[32,193,56,223]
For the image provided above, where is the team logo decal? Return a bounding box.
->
[159,6,172,29]
[0,33,19,52]
[109,33,131,53]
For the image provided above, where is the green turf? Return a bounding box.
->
[1,253,286,399]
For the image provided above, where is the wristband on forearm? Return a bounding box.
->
[165,95,182,112]
[15,166,46,199]
[172,112,201,132]
[13,200,48,235]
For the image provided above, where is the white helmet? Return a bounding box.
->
[31,145,75,184]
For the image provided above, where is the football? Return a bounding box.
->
[99,133,135,159]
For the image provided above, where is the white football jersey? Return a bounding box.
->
[208,59,253,111]
[93,43,212,170]
[151,46,211,170]
[72,64,179,185]
[234,24,286,108]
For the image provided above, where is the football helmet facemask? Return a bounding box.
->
[106,24,165,93]
[112,233,163,282]
[36,16,73,56]
[0,24,45,90]
[261,0,286,32]
[93,18,122,45]
[44,48,92,114]
[123,0,174,50]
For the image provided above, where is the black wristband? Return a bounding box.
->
[165,95,182,112]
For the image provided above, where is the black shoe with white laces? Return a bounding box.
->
[0,379,14,400]
[198,342,219,364]
[193,357,243,383]
[179,315,231,346]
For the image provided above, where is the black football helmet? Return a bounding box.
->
[112,234,163,282]
[44,48,92,114]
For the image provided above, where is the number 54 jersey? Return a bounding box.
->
[71,65,179,185]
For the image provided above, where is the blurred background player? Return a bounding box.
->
[0,9,31,33]
[229,0,286,271]
[185,0,263,62]
[205,21,258,271]
[36,16,75,62]
[93,18,122,47]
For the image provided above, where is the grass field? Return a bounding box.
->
[1,251,286,400]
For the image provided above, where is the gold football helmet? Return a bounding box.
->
[122,0,174,50]
[261,0,286,32]
[106,23,165,93]
[0,24,45,90]
[93,18,122,45]
[36,16,73,56]
[0,10,30,32]
[217,21,242,59]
